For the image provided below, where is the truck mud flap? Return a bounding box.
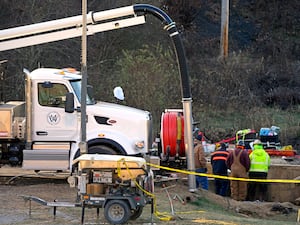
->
[22,149,69,171]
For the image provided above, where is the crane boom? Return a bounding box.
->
[0,6,145,51]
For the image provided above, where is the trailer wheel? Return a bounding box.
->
[104,200,130,224]
[130,206,143,220]
[89,145,117,155]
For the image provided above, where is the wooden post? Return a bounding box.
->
[220,0,229,59]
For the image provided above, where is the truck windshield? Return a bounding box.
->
[70,80,95,105]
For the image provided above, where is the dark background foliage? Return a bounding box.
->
[0,0,299,146]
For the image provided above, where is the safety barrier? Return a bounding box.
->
[146,162,300,183]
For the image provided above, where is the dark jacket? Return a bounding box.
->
[211,147,229,175]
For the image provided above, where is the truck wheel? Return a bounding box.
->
[88,145,117,154]
[104,199,130,224]
[130,206,143,220]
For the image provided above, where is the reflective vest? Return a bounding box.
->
[249,145,270,172]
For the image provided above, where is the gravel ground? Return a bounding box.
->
[0,176,299,225]
[0,177,197,225]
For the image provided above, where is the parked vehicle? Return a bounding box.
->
[0,4,195,180]
[0,67,152,171]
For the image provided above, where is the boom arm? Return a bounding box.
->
[0,6,145,51]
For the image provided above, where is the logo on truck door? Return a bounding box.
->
[47,112,60,125]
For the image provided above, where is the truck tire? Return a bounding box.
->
[104,199,131,224]
[88,145,117,155]
[130,206,143,220]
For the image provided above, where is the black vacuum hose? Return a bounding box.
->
[133,4,192,100]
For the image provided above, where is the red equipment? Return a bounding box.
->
[161,110,185,157]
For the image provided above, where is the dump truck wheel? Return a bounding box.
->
[130,206,143,220]
[88,145,117,154]
[104,199,130,224]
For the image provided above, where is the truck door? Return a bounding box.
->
[32,82,78,141]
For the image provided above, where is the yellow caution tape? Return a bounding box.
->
[193,219,238,225]
[147,162,300,184]
[117,158,300,222]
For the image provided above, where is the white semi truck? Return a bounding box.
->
[0,67,152,172]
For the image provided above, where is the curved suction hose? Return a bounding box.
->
[133,4,196,192]
[133,4,191,99]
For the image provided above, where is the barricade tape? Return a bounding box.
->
[116,158,300,222]
[147,162,300,184]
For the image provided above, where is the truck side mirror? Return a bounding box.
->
[87,85,96,104]
[113,86,124,101]
[65,92,74,113]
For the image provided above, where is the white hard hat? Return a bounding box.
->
[253,139,262,145]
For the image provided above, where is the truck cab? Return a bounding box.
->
[1,68,152,172]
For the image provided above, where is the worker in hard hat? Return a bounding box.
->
[226,142,250,201]
[211,143,229,196]
[247,139,270,201]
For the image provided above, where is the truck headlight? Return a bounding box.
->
[135,141,145,149]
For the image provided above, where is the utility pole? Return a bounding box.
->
[220,0,229,59]
[80,0,87,155]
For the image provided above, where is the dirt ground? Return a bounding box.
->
[0,176,299,225]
